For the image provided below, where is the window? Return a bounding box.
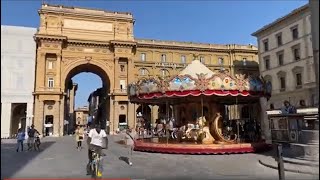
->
[120,80,126,91]
[181,55,186,64]
[292,26,299,39]
[264,56,270,70]
[160,69,168,76]
[276,33,282,46]
[277,51,284,66]
[299,100,306,107]
[48,78,54,88]
[141,53,146,62]
[140,68,147,75]
[161,54,166,62]
[270,104,274,110]
[280,77,286,91]
[263,39,269,51]
[48,61,53,69]
[16,75,23,89]
[311,94,315,106]
[200,56,205,64]
[292,45,301,61]
[243,58,247,66]
[296,73,302,88]
[218,57,224,65]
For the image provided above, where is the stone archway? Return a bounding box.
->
[63,60,112,131]
[33,4,136,136]
[10,103,27,137]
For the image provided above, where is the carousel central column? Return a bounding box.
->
[152,106,159,127]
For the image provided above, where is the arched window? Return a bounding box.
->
[160,69,169,77]
[139,68,148,76]
[161,54,166,62]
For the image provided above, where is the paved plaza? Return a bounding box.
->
[1,135,318,180]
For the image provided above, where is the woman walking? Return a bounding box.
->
[75,125,84,151]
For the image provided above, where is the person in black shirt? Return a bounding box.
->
[27,124,40,151]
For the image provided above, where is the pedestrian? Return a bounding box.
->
[16,128,25,152]
[75,125,84,150]
[27,124,40,151]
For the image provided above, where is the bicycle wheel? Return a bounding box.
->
[96,159,101,178]
[91,161,96,178]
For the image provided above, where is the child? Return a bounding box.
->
[16,128,25,152]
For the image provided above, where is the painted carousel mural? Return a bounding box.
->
[128,59,272,154]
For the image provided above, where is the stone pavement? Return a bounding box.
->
[1,136,319,180]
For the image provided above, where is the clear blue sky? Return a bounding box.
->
[1,0,308,108]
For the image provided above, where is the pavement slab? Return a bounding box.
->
[1,135,318,180]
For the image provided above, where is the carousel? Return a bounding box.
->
[128,59,272,154]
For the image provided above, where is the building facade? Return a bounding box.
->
[33,4,259,136]
[1,26,37,138]
[74,106,89,126]
[252,4,317,111]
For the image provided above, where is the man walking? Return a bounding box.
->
[27,124,40,151]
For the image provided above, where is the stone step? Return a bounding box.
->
[259,156,319,175]
[283,157,319,166]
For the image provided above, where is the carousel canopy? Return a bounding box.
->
[128,59,272,104]
[179,60,215,79]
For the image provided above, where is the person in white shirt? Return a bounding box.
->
[86,123,108,175]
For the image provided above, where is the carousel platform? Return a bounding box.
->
[133,139,272,155]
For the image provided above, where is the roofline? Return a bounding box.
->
[251,4,309,37]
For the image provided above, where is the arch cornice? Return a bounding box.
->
[61,58,114,91]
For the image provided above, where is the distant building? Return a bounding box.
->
[252,4,317,111]
[64,82,78,134]
[74,106,89,126]
[87,88,109,131]
[1,25,37,138]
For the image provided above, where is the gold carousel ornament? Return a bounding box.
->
[128,58,272,154]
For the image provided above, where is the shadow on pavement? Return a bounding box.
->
[1,141,56,179]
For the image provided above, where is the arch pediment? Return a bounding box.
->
[277,70,286,77]
[292,66,303,73]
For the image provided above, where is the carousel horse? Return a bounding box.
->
[197,116,215,144]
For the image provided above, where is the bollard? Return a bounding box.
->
[276,143,285,180]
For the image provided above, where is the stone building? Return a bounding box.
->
[1,25,37,138]
[74,106,89,126]
[33,4,259,136]
[252,4,317,111]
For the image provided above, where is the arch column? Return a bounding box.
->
[113,101,119,134]
[1,103,12,138]
[34,98,44,136]
[128,102,135,129]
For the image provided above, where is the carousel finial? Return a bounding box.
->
[193,53,199,60]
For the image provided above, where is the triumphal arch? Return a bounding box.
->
[33,4,136,136]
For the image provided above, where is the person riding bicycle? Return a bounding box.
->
[86,123,108,175]
[27,124,40,151]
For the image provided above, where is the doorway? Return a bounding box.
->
[45,115,54,136]
[119,114,127,131]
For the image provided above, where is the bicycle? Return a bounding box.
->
[91,151,103,178]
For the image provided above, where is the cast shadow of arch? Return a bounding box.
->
[1,141,56,179]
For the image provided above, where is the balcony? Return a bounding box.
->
[113,88,127,95]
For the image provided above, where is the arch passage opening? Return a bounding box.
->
[64,63,111,134]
